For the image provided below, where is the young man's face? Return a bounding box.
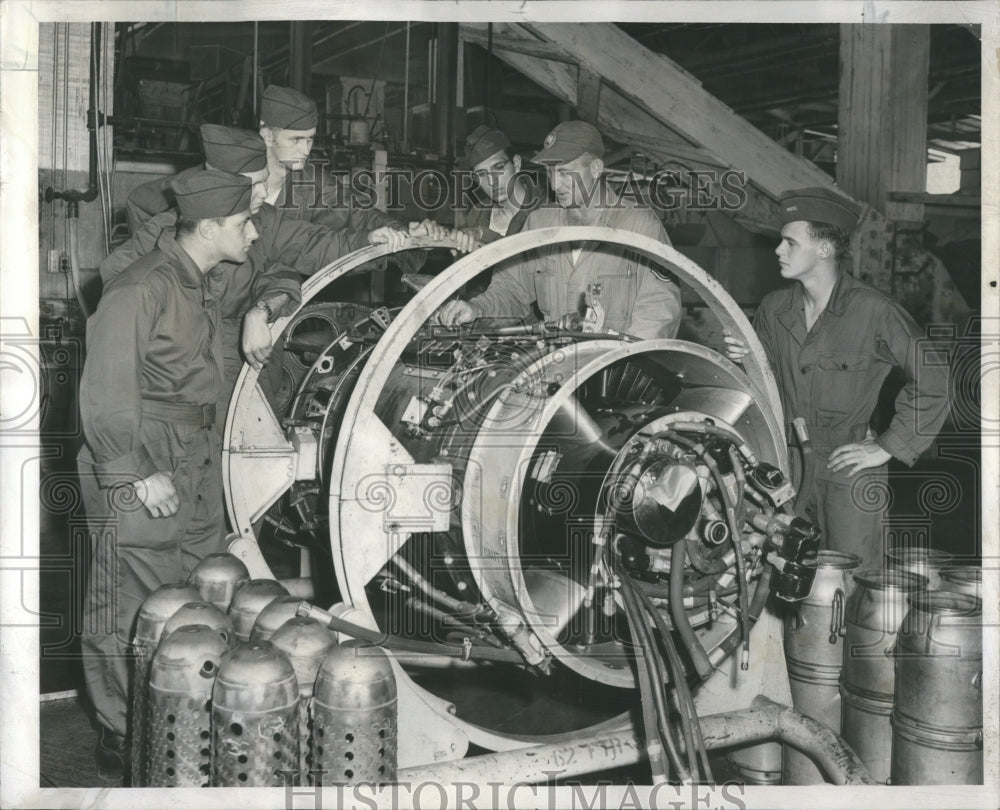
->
[242,167,270,213]
[213,209,260,263]
[775,220,826,281]
[264,127,316,170]
[547,153,599,209]
[472,150,519,204]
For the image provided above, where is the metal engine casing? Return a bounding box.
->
[313,640,397,784]
[211,641,299,786]
[161,601,237,650]
[188,553,252,611]
[270,617,340,784]
[147,625,230,786]
[228,579,290,643]
[249,595,305,644]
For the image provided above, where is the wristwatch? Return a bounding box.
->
[253,299,273,321]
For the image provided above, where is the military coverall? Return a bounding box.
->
[454,179,541,244]
[753,270,951,568]
[103,202,357,424]
[466,195,683,340]
[78,234,226,737]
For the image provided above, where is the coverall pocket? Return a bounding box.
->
[533,266,563,321]
[596,270,633,330]
[816,351,871,412]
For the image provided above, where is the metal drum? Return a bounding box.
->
[840,569,926,783]
[782,550,861,785]
[938,567,982,600]
[188,553,251,611]
[147,625,229,786]
[886,547,953,590]
[891,591,983,785]
[161,601,237,649]
[270,617,339,785]
[313,641,397,784]
[228,580,290,643]
[130,583,202,787]
[249,596,305,644]
[211,641,299,787]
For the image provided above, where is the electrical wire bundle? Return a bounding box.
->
[616,539,713,784]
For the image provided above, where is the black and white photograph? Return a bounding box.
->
[1,2,996,808]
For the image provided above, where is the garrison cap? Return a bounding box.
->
[260,84,318,131]
[532,120,605,164]
[466,125,511,168]
[171,169,252,219]
[780,186,861,232]
[200,124,268,173]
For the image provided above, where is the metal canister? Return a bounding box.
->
[782,550,861,785]
[891,591,983,785]
[147,625,229,786]
[211,641,299,787]
[840,568,926,783]
[161,601,237,650]
[188,553,251,611]
[130,583,202,787]
[249,596,305,644]
[886,547,953,590]
[313,641,397,784]
[228,579,290,643]
[271,617,339,785]
[938,567,982,600]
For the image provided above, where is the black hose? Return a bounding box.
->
[619,572,689,782]
[670,539,714,680]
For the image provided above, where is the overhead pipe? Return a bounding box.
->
[397,697,875,785]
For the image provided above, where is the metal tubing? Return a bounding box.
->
[397,696,875,786]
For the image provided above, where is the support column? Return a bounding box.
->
[432,23,459,159]
[289,22,313,99]
[837,24,930,222]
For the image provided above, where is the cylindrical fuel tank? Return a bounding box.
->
[228,580,290,643]
[188,553,251,611]
[886,547,953,590]
[147,625,230,786]
[270,617,339,785]
[782,550,861,785]
[249,596,305,644]
[130,583,202,787]
[840,569,926,783]
[313,641,397,784]
[211,641,299,787]
[161,601,237,650]
[890,591,983,785]
[938,567,982,600]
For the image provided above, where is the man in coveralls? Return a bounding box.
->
[79,169,259,781]
[437,121,683,340]
[726,186,950,568]
[104,125,398,427]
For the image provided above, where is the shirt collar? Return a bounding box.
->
[156,231,208,291]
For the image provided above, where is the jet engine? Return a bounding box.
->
[222,228,820,780]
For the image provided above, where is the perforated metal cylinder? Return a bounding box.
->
[130,583,202,787]
[249,596,306,644]
[313,641,397,785]
[161,601,237,650]
[147,625,229,786]
[891,591,982,784]
[783,550,861,785]
[188,553,251,611]
[228,580,290,643]
[211,641,299,787]
[270,617,339,785]
[886,547,953,590]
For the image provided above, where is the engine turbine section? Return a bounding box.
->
[223,228,816,765]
